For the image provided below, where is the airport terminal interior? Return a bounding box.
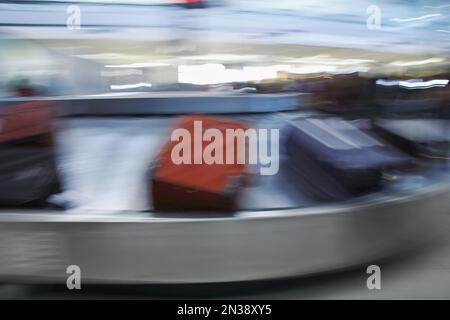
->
[0,0,450,299]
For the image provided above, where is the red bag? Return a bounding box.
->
[0,100,55,145]
[151,115,250,211]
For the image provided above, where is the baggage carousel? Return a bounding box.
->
[0,93,449,285]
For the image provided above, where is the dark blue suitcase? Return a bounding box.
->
[373,119,450,160]
[0,147,60,206]
[284,117,409,200]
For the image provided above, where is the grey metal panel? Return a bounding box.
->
[0,92,308,115]
[0,182,448,284]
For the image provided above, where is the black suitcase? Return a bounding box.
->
[373,119,450,160]
[284,117,409,200]
[0,147,60,206]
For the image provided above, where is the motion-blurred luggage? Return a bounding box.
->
[284,117,409,200]
[0,147,60,206]
[325,73,375,107]
[373,119,450,160]
[375,75,449,115]
[0,100,55,146]
[151,115,250,211]
[308,73,377,116]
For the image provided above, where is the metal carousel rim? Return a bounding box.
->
[1,180,449,224]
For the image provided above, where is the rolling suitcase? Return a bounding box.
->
[0,147,60,206]
[284,117,409,200]
[0,100,55,146]
[151,115,250,211]
[373,119,450,160]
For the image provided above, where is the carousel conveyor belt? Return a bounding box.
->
[0,181,449,284]
[0,100,450,284]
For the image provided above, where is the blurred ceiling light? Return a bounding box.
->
[286,65,368,75]
[400,79,448,89]
[390,14,441,23]
[182,54,266,61]
[376,79,400,86]
[178,63,368,85]
[105,62,170,68]
[242,65,292,79]
[178,64,291,85]
[101,69,143,77]
[76,53,142,60]
[389,58,445,67]
[376,79,449,89]
[110,82,152,90]
[178,64,228,85]
[287,55,374,66]
[332,67,369,74]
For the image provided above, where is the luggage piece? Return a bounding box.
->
[0,147,60,206]
[0,100,55,145]
[373,119,450,160]
[285,117,409,201]
[324,73,375,107]
[151,115,250,211]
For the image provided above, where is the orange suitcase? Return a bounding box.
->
[0,100,55,145]
[151,115,250,211]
